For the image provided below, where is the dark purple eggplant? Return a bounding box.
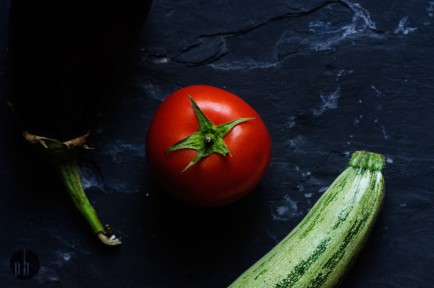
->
[8,0,152,246]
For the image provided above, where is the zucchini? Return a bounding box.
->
[229,150,385,288]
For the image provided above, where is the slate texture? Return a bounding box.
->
[1,0,434,287]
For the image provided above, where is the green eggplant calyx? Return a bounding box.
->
[166,95,254,172]
[23,131,91,150]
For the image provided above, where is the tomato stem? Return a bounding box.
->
[204,133,215,145]
[166,95,254,172]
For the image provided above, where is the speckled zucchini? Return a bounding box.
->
[229,150,385,288]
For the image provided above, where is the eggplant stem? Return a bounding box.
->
[57,156,122,246]
[23,132,121,246]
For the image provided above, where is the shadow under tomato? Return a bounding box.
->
[144,176,266,277]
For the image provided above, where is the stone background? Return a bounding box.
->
[1,0,434,287]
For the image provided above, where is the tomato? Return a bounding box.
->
[146,85,272,207]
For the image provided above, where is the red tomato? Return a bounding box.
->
[146,85,272,207]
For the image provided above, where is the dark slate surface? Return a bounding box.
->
[1,0,434,287]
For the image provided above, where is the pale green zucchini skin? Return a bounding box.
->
[229,151,385,288]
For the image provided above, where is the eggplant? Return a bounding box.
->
[8,0,152,246]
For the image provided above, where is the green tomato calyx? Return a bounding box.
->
[166,95,254,172]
